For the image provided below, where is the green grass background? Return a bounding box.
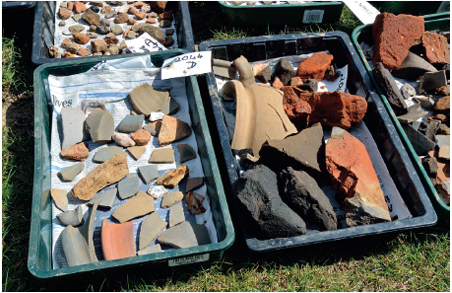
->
[2,2,450,291]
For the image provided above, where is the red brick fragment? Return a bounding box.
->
[422,32,450,65]
[296,52,334,82]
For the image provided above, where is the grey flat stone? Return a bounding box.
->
[138,165,159,184]
[161,191,183,209]
[177,144,196,163]
[139,212,167,250]
[111,194,155,223]
[373,62,408,115]
[419,70,447,95]
[392,51,437,80]
[169,205,185,227]
[57,205,85,226]
[403,124,436,155]
[50,189,68,212]
[127,146,146,160]
[58,162,85,182]
[157,221,211,249]
[86,109,114,143]
[137,244,162,255]
[397,103,429,124]
[93,146,123,163]
[149,148,174,163]
[61,107,89,150]
[88,187,117,209]
[117,175,140,199]
[61,225,91,267]
[117,114,144,133]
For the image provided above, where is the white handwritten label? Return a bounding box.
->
[125,32,167,53]
[302,10,324,24]
[342,0,380,25]
[168,253,210,267]
[161,51,212,80]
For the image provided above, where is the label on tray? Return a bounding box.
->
[161,51,212,80]
[302,10,325,24]
[168,253,210,267]
[343,0,380,25]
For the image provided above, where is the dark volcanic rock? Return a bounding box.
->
[235,164,307,239]
[272,58,295,86]
[422,156,438,177]
[256,65,272,83]
[279,167,337,231]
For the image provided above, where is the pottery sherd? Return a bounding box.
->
[58,162,85,182]
[138,165,159,184]
[149,148,174,163]
[161,191,183,208]
[93,146,124,163]
[158,115,192,146]
[139,212,167,250]
[101,219,136,261]
[169,205,185,227]
[177,144,197,163]
[51,189,69,212]
[156,165,189,188]
[117,175,140,199]
[111,194,155,223]
[157,221,211,249]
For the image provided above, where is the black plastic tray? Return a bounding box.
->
[31,1,195,65]
[2,1,35,9]
[199,32,437,252]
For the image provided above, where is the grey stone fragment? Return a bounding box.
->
[88,187,117,209]
[169,205,185,227]
[159,20,171,28]
[61,107,89,150]
[403,124,436,155]
[89,25,97,32]
[157,221,211,249]
[110,24,123,35]
[137,244,162,255]
[139,212,167,250]
[69,25,85,33]
[401,83,416,99]
[93,146,123,163]
[117,175,140,199]
[86,109,115,143]
[100,18,111,27]
[256,65,272,83]
[58,162,85,182]
[235,164,307,239]
[59,20,66,26]
[165,28,174,35]
[57,205,85,226]
[72,14,81,22]
[149,148,174,163]
[138,165,159,184]
[419,70,447,95]
[436,135,451,147]
[81,9,101,26]
[87,32,98,38]
[97,25,111,34]
[299,79,318,93]
[61,225,91,267]
[279,167,337,231]
[164,36,174,47]
[117,114,144,133]
[177,144,196,163]
[392,51,437,80]
[127,31,137,39]
[105,11,118,19]
[273,58,295,86]
[397,103,428,124]
[373,62,408,115]
[106,44,120,55]
[422,157,438,176]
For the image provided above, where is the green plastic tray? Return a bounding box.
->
[217,1,344,26]
[369,1,450,16]
[28,50,235,278]
[351,13,450,222]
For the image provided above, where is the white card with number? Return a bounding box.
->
[161,51,212,80]
[125,32,167,53]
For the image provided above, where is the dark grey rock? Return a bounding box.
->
[299,79,318,93]
[177,144,196,163]
[373,62,408,115]
[86,109,114,143]
[279,167,337,230]
[403,124,436,155]
[159,20,172,28]
[256,65,272,83]
[69,25,85,33]
[138,165,159,184]
[97,25,110,34]
[58,162,85,182]
[117,175,140,199]
[392,51,438,80]
[273,58,295,86]
[164,36,174,47]
[157,221,211,249]
[419,70,447,95]
[422,157,438,176]
[117,114,144,133]
[169,205,185,227]
[89,6,100,13]
[61,225,91,267]
[419,120,441,142]
[235,164,307,239]
[93,146,123,163]
[397,103,428,124]
[166,28,174,35]
[100,18,111,27]
[88,187,117,209]
[139,211,167,250]
[57,205,85,226]
[61,107,89,150]
[401,83,416,99]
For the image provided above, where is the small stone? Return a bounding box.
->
[61,51,75,58]
[434,95,450,114]
[71,153,129,201]
[419,71,448,95]
[118,175,140,199]
[138,165,159,184]
[110,24,124,35]
[72,32,90,44]
[128,83,178,117]
[296,52,334,82]
[422,157,438,176]
[61,142,90,161]
[156,165,189,188]
[61,1,68,8]
[114,12,129,23]
[91,39,108,53]
[158,115,192,147]
[101,220,135,260]
[119,40,127,50]
[72,13,82,22]
[86,109,114,143]
[111,192,155,223]
[100,18,111,27]
[89,1,103,7]
[106,11,118,18]
[69,24,85,33]
[439,145,450,161]
[112,133,136,147]
[177,144,196,163]
[93,52,103,56]
[58,7,72,20]
[419,120,441,142]
[134,10,146,20]
[106,44,120,55]
[290,76,303,88]
[159,11,173,21]
[272,77,284,90]
[133,1,146,8]
[127,31,137,39]
[101,6,112,13]
[73,1,86,14]
[105,34,119,45]
[164,36,173,47]
[401,83,416,99]
[65,42,80,54]
[87,32,98,39]
[138,244,162,255]
[89,6,100,13]
[438,181,450,200]
[149,148,174,163]
[147,12,157,18]
[159,20,172,29]
[161,191,184,208]
[93,146,124,163]
[438,124,450,135]
[143,120,161,136]
[51,189,69,212]
[157,222,211,249]
[130,129,151,146]
[89,24,97,32]
[58,162,85,182]
[117,114,144,133]
[165,28,174,35]
[128,5,139,14]
[146,17,158,24]
[88,187,117,209]
[141,4,150,13]
[57,205,85,226]
[273,58,295,86]
[67,1,74,10]
[128,18,138,25]
[149,1,167,14]
[186,191,206,215]
[81,8,101,26]
[59,20,66,26]
[324,65,340,81]
[49,45,59,58]
[169,205,184,227]
[437,85,450,96]
[299,78,318,93]
[139,212,167,250]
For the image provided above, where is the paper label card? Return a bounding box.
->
[342,0,380,25]
[161,51,212,80]
[125,32,167,53]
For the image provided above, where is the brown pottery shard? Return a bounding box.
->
[223,56,297,158]
[325,127,391,226]
[296,52,334,82]
[71,152,129,201]
[50,189,69,212]
[130,129,151,146]
[186,191,206,215]
[111,192,155,223]
[101,219,136,261]
[158,115,192,146]
[372,12,424,70]
[60,141,90,161]
[156,165,189,188]
[161,191,184,208]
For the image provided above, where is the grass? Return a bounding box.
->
[1,2,450,292]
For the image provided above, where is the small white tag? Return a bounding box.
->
[125,32,167,53]
[161,51,212,80]
[168,253,210,267]
[342,0,380,25]
[147,185,167,198]
[302,10,324,24]
[149,112,165,121]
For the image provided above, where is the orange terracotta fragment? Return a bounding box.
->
[101,219,136,261]
[296,52,334,81]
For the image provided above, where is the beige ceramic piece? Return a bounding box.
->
[139,212,167,250]
[222,56,297,158]
[111,193,155,223]
[149,148,175,163]
[127,146,146,160]
[50,189,69,212]
[137,244,162,255]
[161,191,184,208]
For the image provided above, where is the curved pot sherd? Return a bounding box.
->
[101,219,136,261]
[61,225,91,267]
